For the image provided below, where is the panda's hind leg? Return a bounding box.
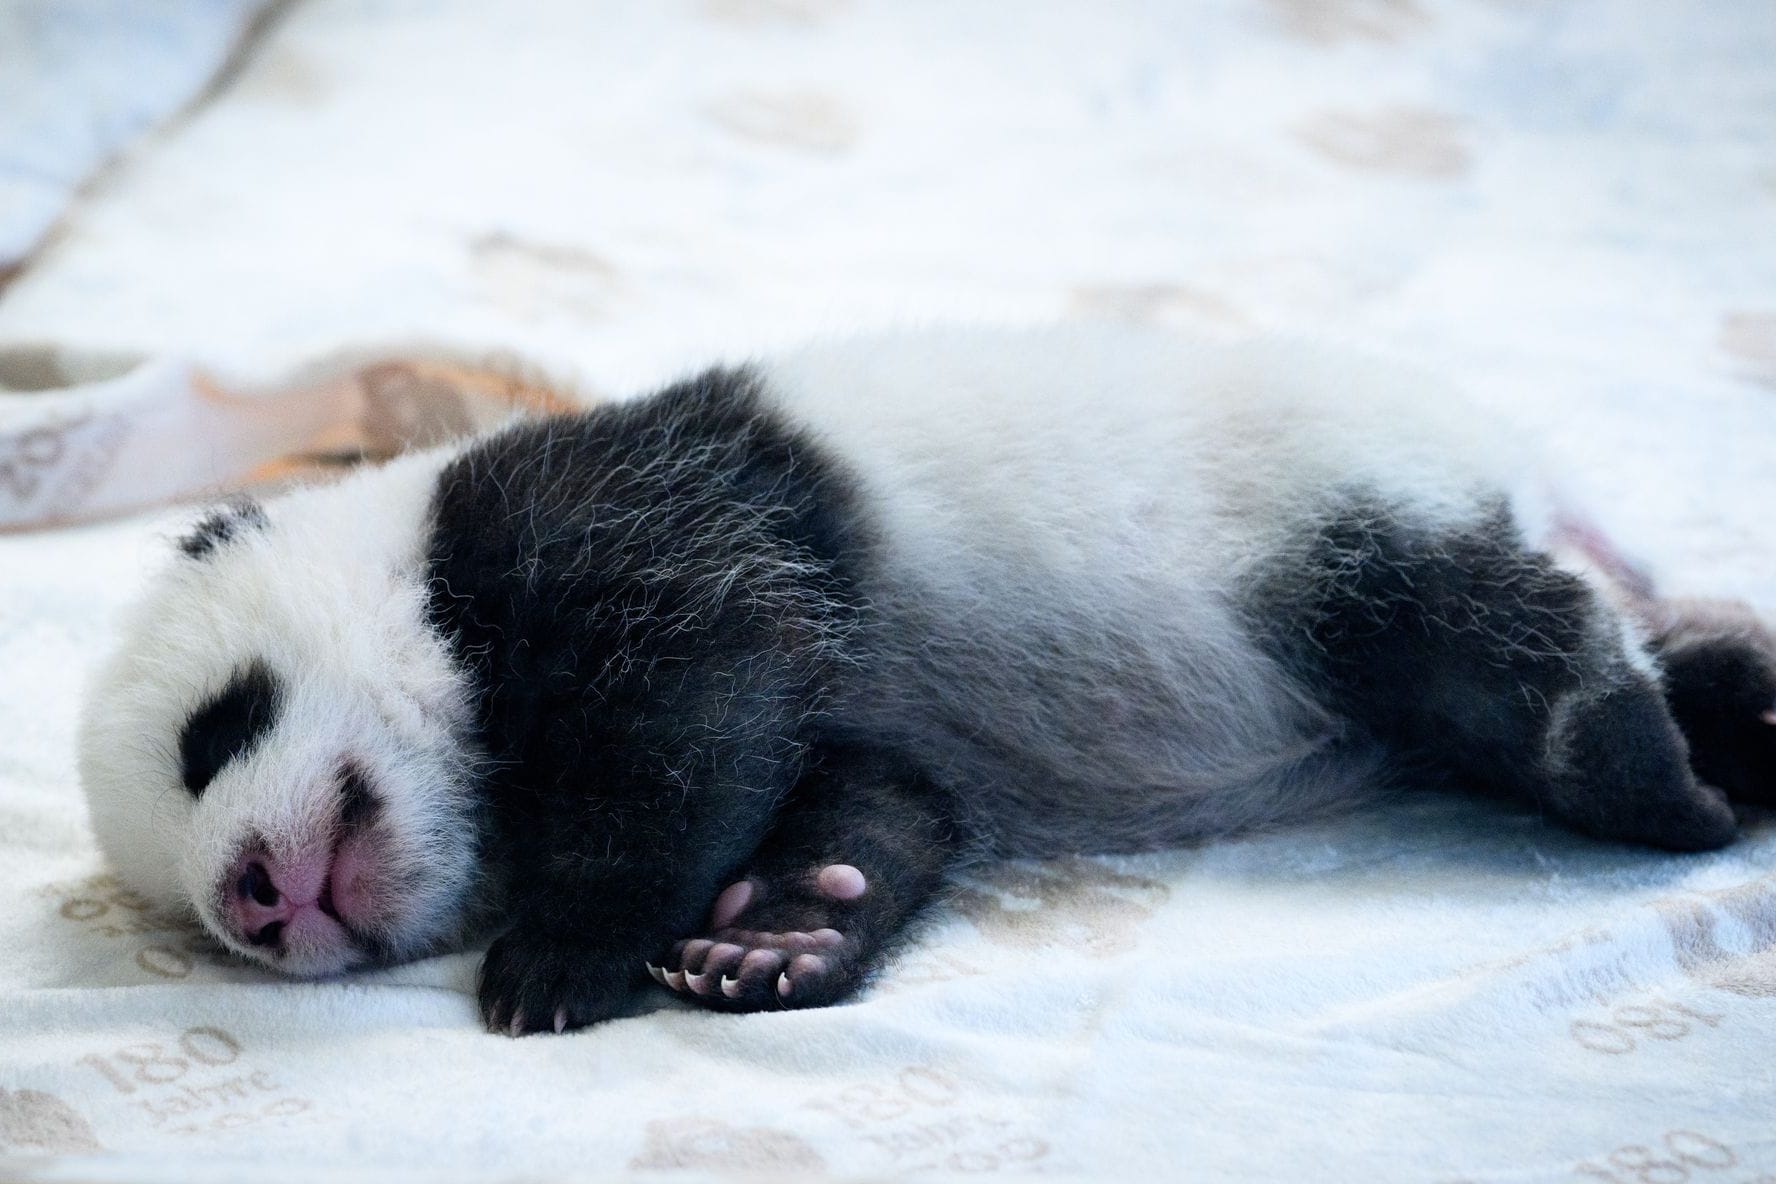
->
[1533,671,1736,850]
[1271,500,1738,851]
[1648,598,1776,808]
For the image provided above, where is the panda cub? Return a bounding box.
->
[78,326,1776,1035]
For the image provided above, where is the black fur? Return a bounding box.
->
[1651,601,1776,806]
[180,662,281,797]
[1255,499,1736,850]
[423,367,932,1030]
[179,499,268,558]
[338,761,380,829]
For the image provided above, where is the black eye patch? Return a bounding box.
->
[179,663,282,797]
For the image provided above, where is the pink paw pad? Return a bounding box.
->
[648,864,871,1010]
[816,863,866,901]
[710,880,755,929]
[779,954,828,999]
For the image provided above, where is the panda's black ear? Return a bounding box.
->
[178,498,269,559]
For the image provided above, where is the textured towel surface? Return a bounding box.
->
[2,2,1775,1181]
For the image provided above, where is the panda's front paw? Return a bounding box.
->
[477,928,638,1036]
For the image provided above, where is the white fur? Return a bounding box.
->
[78,447,481,973]
[766,327,1523,580]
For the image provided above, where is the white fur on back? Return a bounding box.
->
[762,327,1529,848]
[765,327,1520,579]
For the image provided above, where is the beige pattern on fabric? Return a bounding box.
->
[1720,312,1776,390]
[1295,107,1471,179]
[952,858,1170,957]
[469,232,623,324]
[1070,283,1246,330]
[1656,877,1776,998]
[628,1117,826,1172]
[702,0,846,26]
[705,90,860,154]
[0,1090,102,1154]
[1262,0,1431,45]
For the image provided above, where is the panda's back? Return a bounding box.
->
[757,327,1526,852]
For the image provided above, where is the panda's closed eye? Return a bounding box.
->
[179,663,282,796]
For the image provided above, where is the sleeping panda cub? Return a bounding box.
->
[78,327,1776,1035]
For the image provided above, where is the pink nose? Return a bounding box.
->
[228,857,299,948]
[226,844,336,949]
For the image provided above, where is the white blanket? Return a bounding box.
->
[3,2,1775,1181]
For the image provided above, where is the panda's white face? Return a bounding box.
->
[78,454,484,976]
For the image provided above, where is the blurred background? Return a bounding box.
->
[0,0,1772,568]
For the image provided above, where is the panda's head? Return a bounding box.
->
[78,454,485,976]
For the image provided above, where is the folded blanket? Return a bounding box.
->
[0,343,585,527]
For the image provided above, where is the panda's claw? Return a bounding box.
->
[649,865,880,1012]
